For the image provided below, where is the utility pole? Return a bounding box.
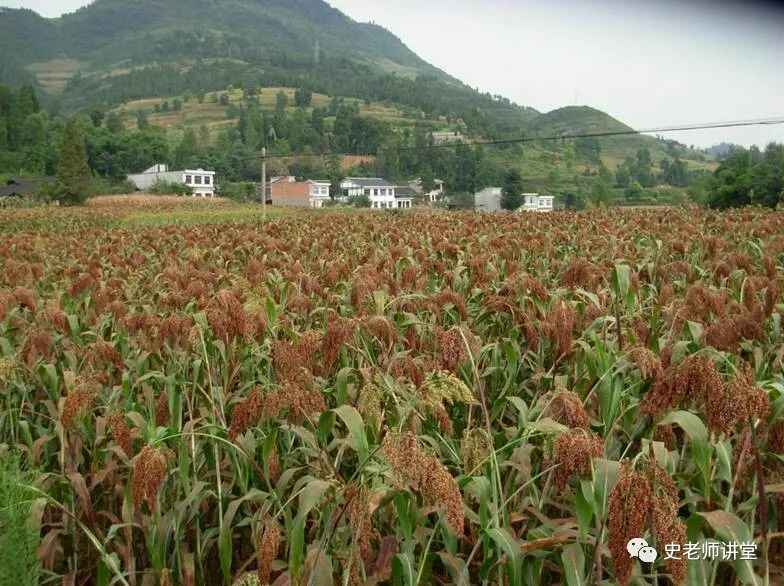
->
[261,146,267,219]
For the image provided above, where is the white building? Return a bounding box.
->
[474,189,556,212]
[339,177,412,209]
[474,187,503,212]
[128,164,216,197]
[308,180,331,208]
[521,194,555,212]
[431,131,466,145]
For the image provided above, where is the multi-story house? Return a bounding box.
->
[339,177,413,209]
[128,164,216,197]
[521,194,555,212]
[269,177,331,208]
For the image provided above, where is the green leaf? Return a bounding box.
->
[333,404,369,461]
[304,547,334,586]
[219,489,268,585]
[699,511,761,585]
[486,527,521,563]
[392,552,417,586]
[290,479,332,581]
[507,396,529,426]
[658,410,708,442]
[529,418,569,435]
[715,440,732,484]
[611,264,631,299]
[575,483,594,537]
[561,543,586,586]
[687,321,704,343]
[298,479,333,515]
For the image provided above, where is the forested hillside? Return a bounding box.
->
[0,0,733,207]
[0,0,538,138]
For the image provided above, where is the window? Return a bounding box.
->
[195,176,203,185]
[204,176,211,185]
[185,175,192,184]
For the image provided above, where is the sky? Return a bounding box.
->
[3,0,784,148]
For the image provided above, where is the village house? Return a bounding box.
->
[520,194,555,212]
[431,131,467,145]
[128,164,216,197]
[473,188,556,212]
[339,177,413,209]
[269,176,331,208]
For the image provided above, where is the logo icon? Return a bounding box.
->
[627,538,658,563]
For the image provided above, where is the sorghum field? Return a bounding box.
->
[1,200,784,586]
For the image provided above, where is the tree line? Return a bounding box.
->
[707,143,784,209]
[2,84,781,209]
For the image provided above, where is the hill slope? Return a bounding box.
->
[1,0,443,77]
[527,106,715,169]
[0,0,541,137]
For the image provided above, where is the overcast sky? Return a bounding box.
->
[4,0,783,147]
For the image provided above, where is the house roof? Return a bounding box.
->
[342,177,394,188]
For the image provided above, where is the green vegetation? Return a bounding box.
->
[53,117,90,205]
[0,453,40,586]
[148,179,193,196]
[501,169,524,210]
[708,143,784,209]
[0,0,759,210]
[120,205,287,227]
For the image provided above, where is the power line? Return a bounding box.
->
[257,116,784,161]
[130,116,784,173]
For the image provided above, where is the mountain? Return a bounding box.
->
[527,106,714,169]
[0,0,539,136]
[1,0,444,78]
[0,0,714,193]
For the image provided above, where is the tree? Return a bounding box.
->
[634,148,655,187]
[421,167,436,194]
[106,112,123,134]
[89,107,106,128]
[275,91,289,117]
[575,137,601,164]
[591,177,614,206]
[615,165,631,188]
[625,181,644,200]
[501,169,524,210]
[325,154,343,199]
[708,143,784,209]
[448,192,475,210]
[55,119,91,205]
[135,110,149,130]
[294,87,313,108]
[563,191,586,210]
[174,128,198,168]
